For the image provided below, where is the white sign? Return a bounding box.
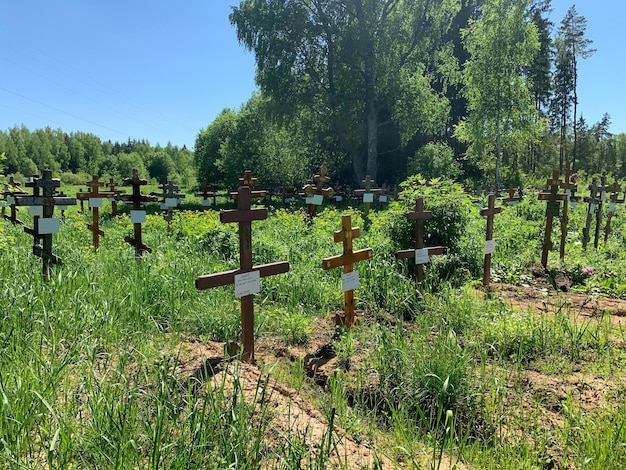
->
[306,194,324,206]
[341,270,360,292]
[589,203,596,214]
[7,196,15,205]
[108,197,117,202]
[165,197,178,208]
[0,201,5,208]
[234,270,261,298]
[414,248,430,265]
[29,206,43,217]
[484,239,496,255]
[508,201,518,206]
[130,210,146,224]
[201,199,211,207]
[57,205,68,211]
[379,195,388,203]
[160,203,168,210]
[570,201,577,209]
[363,193,374,203]
[609,202,617,213]
[39,218,60,234]
[566,189,571,197]
[601,191,607,202]
[335,195,343,202]
[89,198,103,208]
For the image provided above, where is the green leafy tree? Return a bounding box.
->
[195,109,236,188]
[454,0,544,189]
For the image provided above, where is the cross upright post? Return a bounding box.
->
[557,162,577,261]
[354,175,382,217]
[593,173,610,248]
[158,180,186,227]
[14,170,76,279]
[604,180,624,242]
[195,181,216,209]
[195,171,289,363]
[480,193,502,288]
[502,185,522,206]
[538,170,566,268]
[106,178,124,218]
[120,169,159,256]
[302,164,335,220]
[582,178,601,250]
[322,214,373,327]
[76,175,116,251]
[395,198,445,290]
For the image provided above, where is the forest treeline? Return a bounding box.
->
[2,0,626,191]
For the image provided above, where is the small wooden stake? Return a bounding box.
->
[480,194,502,288]
[195,171,289,363]
[322,214,373,327]
[302,164,334,219]
[395,198,445,290]
[538,170,566,269]
[119,169,159,256]
[76,175,116,251]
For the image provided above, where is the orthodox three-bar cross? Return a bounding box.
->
[582,178,601,250]
[395,198,444,290]
[195,181,216,208]
[502,185,522,206]
[302,164,335,219]
[538,170,566,268]
[120,169,159,256]
[480,194,502,288]
[158,180,186,227]
[14,170,76,279]
[322,214,373,327]
[355,175,381,216]
[3,176,28,225]
[76,175,116,251]
[604,180,624,242]
[195,171,289,363]
[107,178,124,218]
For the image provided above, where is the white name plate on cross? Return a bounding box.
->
[89,198,103,208]
[201,199,211,207]
[108,197,116,202]
[601,191,607,202]
[306,194,324,206]
[39,218,61,234]
[484,239,496,255]
[363,193,374,203]
[130,210,147,224]
[379,195,388,203]
[165,197,179,208]
[335,195,343,202]
[7,196,15,205]
[0,201,5,208]
[29,206,43,217]
[589,203,596,214]
[609,202,617,213]
[570,201,577,209]
[235,270,261,298]
[342,270,360,292]
[57,205,68,211]
[414,248,430,265]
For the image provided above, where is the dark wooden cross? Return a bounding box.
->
[195,181,216,208]
[604,180,624,242]
[502,185,522,206]
[378,184,390,209]
[538,170,566,268]
[322,214,373,327]
[302,164,335,219]
[195,171,289,363]
[23,175,43,245]
[355,175,382,216]
[395,198,445,290]
[593,173,611,249]
[3,176,28,225]
[582,178,601,250]
[120,169,159,256]
[106,178,124,218]
[158,180,186,226]
[480,194,502,288]
[557,162,577,261]
[76,175,116,251]
[14,170,76,280]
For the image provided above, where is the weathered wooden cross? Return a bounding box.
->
[480,194,502,288]
[76,175,116,251]
[195,181,217,208]
[195,171,289,363]
[106,178,124,218]
[355,175,381,216]
[395,198,445,290]
[557,162,577,261]
[538,170,566,269]
[14,170,76,280]
[302,164,335,219]
[158,180,186,227]
[322,214,373,327]
[593,173,611,249]
[502,185,522,206]
[604,180,624,242]
[582,178,601,250]
[120,169,159,256]
[3,176,28,225]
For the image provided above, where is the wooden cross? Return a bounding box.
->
[538,170,566,268]
[502,185,522,205]
[158,180,186,226]
[378,184,390,209]
[195,171,289,363]
[355,175,382,216]
[480,194,502,288]
[556,162,577,261]
[302,164,335,219]
[76,175,116,251]
[14,170,76,280]
[3,176,28,225]
[593,173,610,248]
[582,178,601,250]
[106,178,124,218]
[120,169,159,256]
[604,180,624,242]
[195,181,216,208]
[395,198,445,290]
[322,214,373,327]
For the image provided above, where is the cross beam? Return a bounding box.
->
[322,214,373,327]
[195,171,289,363]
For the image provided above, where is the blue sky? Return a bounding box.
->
[1,1,623,150]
